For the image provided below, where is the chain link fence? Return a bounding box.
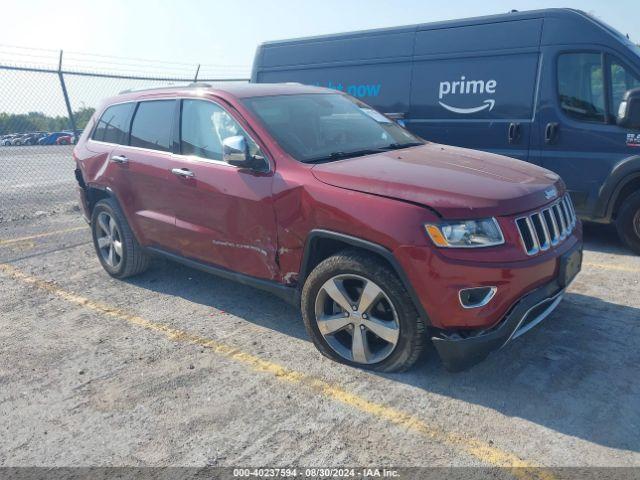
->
[0,46,249,259]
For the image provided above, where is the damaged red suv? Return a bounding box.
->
[73,83,582,372]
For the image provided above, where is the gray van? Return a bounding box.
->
[252,8,640,253]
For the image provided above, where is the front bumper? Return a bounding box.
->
[431,244,582,372]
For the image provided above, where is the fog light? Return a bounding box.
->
[459,286,497,309]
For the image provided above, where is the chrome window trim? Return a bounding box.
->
[87,95,272,173]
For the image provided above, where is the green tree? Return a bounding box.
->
[0,107,95,135]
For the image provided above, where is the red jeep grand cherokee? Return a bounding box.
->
[73,83,582,372]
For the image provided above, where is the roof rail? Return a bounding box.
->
[118,82,213,95]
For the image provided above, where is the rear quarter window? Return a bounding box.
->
[92,103,134,144]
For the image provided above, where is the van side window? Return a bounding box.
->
[558,53,605,123]
[180,99,261,162]
[130,100,175,152]
[92,103,134,144]
[610,58,640,117]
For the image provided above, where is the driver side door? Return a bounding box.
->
[168,98,279,281]
[535,46,640,217]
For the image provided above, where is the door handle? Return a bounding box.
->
[171,167,195,178]
[508,122,521,144]
[110,154,129,165]
[545,122,559,144]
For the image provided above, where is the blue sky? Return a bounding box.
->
[1,0,639,117]
[1,0,639,73]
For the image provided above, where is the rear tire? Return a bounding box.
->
[91,198,150,278]
[616,190,640,255]
[301,249,426,372]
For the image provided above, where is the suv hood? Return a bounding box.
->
[311,143,564,219]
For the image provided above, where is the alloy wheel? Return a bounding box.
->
[96,212,123,269]
[314,274,400,365]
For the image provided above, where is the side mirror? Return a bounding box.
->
[222,135,268,171]
[222,135,249,166]
[617,87,640,130]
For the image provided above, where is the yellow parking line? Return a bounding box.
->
[583,262,639,273]
[0,226,87,246]
[0,262,553,480]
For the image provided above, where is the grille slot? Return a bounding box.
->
[516,194,577,255]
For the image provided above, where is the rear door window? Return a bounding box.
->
[92,103,134,144]
[558,53,605,123]
[130,100,175,152]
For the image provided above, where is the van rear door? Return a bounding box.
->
[408,19,543,162]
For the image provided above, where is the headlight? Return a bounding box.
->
[424,218,504,248]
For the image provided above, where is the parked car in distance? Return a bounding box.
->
[1,134,19,146]
[74,83,583,372]
[56,135,74,145]
[39,131,72,145]
[10,135,28,146]
[21,132,48,146]
[252,8,640,254]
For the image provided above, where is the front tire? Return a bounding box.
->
[616,191,640,255]
[301,249,426,372]
[91,198,150,278]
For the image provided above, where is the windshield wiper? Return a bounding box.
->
[304,142,424,163]
[304,148,386,163]
[379,141,424,150]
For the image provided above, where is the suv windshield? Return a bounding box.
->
[242,93,423,163]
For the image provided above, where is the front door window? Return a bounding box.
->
[557,52,605,123]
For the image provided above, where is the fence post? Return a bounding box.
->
[58,50,78,135]
[193,64,200,83]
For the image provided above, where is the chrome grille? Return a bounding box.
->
[516,194,577,255]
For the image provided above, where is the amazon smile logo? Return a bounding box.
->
[438,76,497,114]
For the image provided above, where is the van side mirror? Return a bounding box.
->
[617,88,640,130]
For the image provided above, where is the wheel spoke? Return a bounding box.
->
[357,280,382,313]
[322,279,353,312]
[364,317,399,344]
[107,244,115,266]
[97,214,109,235]
[317,313,351,335]
[112,240,123,257]
[351,326,371,364]
[109,217,117,237]
[97,236,110,249]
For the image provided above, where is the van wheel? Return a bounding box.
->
[301,249,426,372]
[616,191,640,255]
[91,198,150,278]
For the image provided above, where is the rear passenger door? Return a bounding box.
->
[168,98,279,281]
[108,99,177,248]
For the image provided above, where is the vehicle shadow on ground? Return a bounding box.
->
[390,291,640,453]
[582,221,630,255]
[127,257,640,453]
